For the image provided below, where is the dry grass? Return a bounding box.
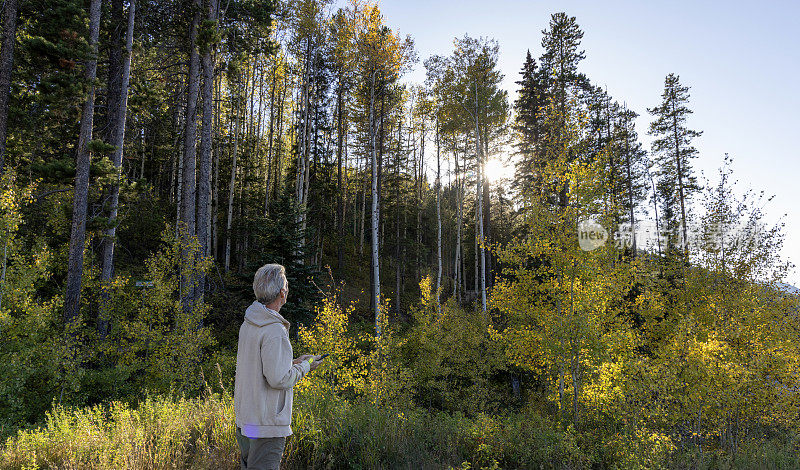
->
[0,392,238,470]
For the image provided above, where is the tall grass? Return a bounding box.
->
[1,392,237,470]
[0,388,588,470]
[3,389,800,469]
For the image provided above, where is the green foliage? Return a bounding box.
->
[0,198,215,430]
[402,276,507,413]
[105,229,215,395]
[9,0,92,173]
[647,73,703,256]
[0,173,67,430]
[0,387,599,469]
[296,289,413,408]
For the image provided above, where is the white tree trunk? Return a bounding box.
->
[474,91,486,313]
[369,71,381,337]
[296,38,313,259]
[435,116,442,314]
[224,86,243,271]
[453,146,463,303]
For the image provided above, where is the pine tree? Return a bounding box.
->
[539,12,587,124]
[512,50,546,201]
[647,73,702,258]
[197,0,220,269]
[616,106,648,255]
[538,12,588,209]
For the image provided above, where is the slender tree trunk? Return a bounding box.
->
[182,0,201,237]
[572,341,580,426]
[303,75,312,224]
[179,0,202,310]
[623,112,637,256]
[176,114,184,226]
[369,70,381,337]
[264,60,277,215]
[394,114,402,315]
[253,58,265,218]
[474,199,479,295]
[377,96,384,253]
[648,166,662,258]
[0,233,7,311]
[296,38,313,259]
[359,151,367,255]
[273,71,287,200]
[197,0,218,268]
[139,128,145,178]
[64,0,102,324]
[453,145,463,303]
[336,78,345,277]
[0,0,18,175]
[171,86,183,206]
[483,133,492,291]
[416,115,424,282]
[435,116,442,314]
[343,130,349,239]
[236,63,254,273]
[98,0,136,338]
[474,90,486,313]
[225,82,243,271]
[105,0,123,145]
[212,71,221,258]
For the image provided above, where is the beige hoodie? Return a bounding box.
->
[234,301,311,438]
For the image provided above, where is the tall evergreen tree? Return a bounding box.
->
[197,0,220,269]
[616,106,648,255]
[512,50,546,200]
[538,12,588,209]
[647,73,702,258]
[539,12,587,122]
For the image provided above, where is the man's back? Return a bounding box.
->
[234,300,310,439]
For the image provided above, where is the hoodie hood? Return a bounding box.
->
[244,301,290,329]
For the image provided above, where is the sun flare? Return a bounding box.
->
[484,157,513,182]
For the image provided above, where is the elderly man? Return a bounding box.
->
[234,263,322,470]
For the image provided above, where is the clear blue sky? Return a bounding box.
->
[371,0,799,285]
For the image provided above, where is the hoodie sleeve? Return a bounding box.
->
[261,334,311,390]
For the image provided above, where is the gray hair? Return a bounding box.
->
[253,264,287,304]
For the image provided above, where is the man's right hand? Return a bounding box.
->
[293,354,313,365]
[309,355,324,371]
